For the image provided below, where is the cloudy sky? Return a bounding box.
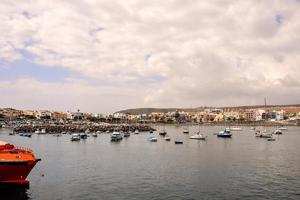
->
[1,0,300,113]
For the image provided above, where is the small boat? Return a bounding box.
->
[111,132,123,141]
[41,129,46,134]
[183,128,189,134]
[230,126,242,131]
[96,131,101,134]
[92,133,98,137]
[148,136,157,142]
[175,140,183,144]
[163,135,171,141]
[24,133,32,138]
[278,126,287,130]
[34,130,40,134]
[71,133,80,141]
[190,132,207,140]
[0,140,41,186]
[134,129,139,134]
[255,130,272,138]
[217,128,232,138]
[149,130,153,134]
[250,127,256,130]
[123,132,130,137]
[267,138,276,141]
[274,129,283,135]
[80,133,88,139]
[9,132,15,136]
[55,134,62,137]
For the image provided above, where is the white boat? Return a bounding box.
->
[111,131,123,141]
[124,131,130,137]
[34,130,40,134]
[163,135,171,141]
[230,126,242,131]
[190,132,207,140]
[278,126,287,130]
[183,128,189,134]
[92,133,98,137]
[217,128,232,138]
[274,129,283,135]
[71,133,80,141]
[255,130,272,138]
[41,129,46,134]
[134,129,139,134]
[148,136,157,142]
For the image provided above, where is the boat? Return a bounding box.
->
[123,131,130,137]
[278,126,287,130]
[34,130,40,134]
[41,129,46,134]
[149,130,153,134]
[92,133,98,137]
[255,130,272,138]
[134,129,139,134]
[250,127,256,130]
[9,132,15,136]
[111,132,123,141]
[96,131,101,134]
[217,128,232,138]
[147,136,157,142]
[190,132,207,140]
[183,127,189,134]
[230,126,242,131]
[0,140,41,186]
[24,133,32,138]
[80,133,88,139]
[71,133,80,141]
[267,138,276,141]
[274,129,283,135]
[163,135,171,141]
[175,140,183,144]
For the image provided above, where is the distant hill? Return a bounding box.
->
[116,104,300,115]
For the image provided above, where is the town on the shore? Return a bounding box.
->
[1,105,300,127]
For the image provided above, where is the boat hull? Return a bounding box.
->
[0,159,40,185]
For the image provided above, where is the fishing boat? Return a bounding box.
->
[71,133,80,141]
[190,132,207,140]
[217,128,232,138]
[111,132,123,141]
[0,140,41,186]
[148,136,157,142]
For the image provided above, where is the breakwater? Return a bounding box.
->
[13,124,154,134]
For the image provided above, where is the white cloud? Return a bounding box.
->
[0,0,300,112]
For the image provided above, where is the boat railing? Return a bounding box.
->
[15,146,33,152]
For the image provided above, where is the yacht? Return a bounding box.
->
[190,132,207,140]
[111,132,123,141]
[71,133,80,141]
[217,128,232,138]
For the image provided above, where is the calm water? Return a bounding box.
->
[0,125,300,200]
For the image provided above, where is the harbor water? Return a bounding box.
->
[1,126,300,200]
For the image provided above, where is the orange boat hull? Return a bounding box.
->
[0,159,40,185]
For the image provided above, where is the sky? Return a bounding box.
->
[1,0,300,113]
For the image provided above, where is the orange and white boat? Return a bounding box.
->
[0,140,41,186]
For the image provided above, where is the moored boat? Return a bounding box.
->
[71,133,80,141]
[123,131,130,137]
[230,126,242,131]
[217,128,232,138]
[163,135,171,141]
[0,141,41,186]
[111,131,123,141]
[274,129,283,135]
[190,132,207,140]
[147,136,157,142]
[175,140,183,144]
